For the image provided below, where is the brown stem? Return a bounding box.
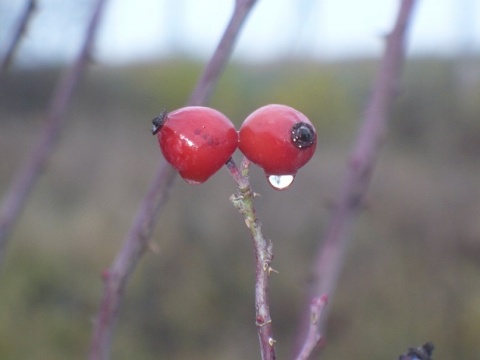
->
[295,0,417,358]
[88,160,176,360]
[88,1,258,359]
[0,0,37,77]
[189,0,258,106]
[227,158,277,360]
[0,0,107,266]
[295,295,328,360]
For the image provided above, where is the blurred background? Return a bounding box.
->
[1,0,480,359]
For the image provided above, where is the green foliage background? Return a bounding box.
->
[1,56,480,359]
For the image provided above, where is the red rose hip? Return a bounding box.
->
[152,106,238,184]
[238,104,317,190]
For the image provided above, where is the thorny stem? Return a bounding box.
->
[88,1,258,359]
[227,158,276,360]
[0,0,107,267]
[295,1,417,358]
[0,0,37,77]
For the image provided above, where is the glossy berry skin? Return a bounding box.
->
[152,106,238,184]
[238,104,317,176]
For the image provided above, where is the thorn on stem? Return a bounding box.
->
[268,266,279,275]
[268,337,277,347]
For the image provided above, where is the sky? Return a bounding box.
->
[1,0,480,67]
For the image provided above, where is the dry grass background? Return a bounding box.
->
[1,57,480,359]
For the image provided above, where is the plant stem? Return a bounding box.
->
[295,0,417,358]
[88,1,258,359]
[227,158,277,360]
[0,0,107,267]
[295,295,328,360]
[189,0,258,106]
[88,160,176,360]
[0,0,37,77]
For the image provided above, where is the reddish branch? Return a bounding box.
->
[189,0,258,106]
[0,0,107,265]
[88,1,258,359]
[296,0,417,358]
[88,160,177,359]
[295,295,328,360]
[227,158,277,360]
[0,0,37,76]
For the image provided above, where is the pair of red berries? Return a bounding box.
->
[152,104,317,190]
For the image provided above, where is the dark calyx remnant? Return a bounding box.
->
[398,342,435,360]
[151,109,168,135]
[291,122,316,149]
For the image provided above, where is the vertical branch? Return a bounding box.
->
[0,0,108,266]
[227,158,277,360]
[295,0,417,358]
[189,0,258,106]
[0,0,37,77]
[88,160,177,360]
[88,1,258,359]
[295,295,328,360]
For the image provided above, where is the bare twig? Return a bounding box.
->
[295,295,328,360]
[295,0,417,358]
[0,0,107,266]
[88,160,176,360]
[88,1,258,359]
[227,158,277,360]
[189,0,258,106]
[0,0,37,76]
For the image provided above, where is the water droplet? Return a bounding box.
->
[267,174,295,190]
